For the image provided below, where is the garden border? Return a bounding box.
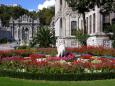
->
[0,70,115,81]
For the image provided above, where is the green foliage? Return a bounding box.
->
[0,5,37,26]
[103,24,115,48]
[0,5,54,26]
[37,7,55,25]
[17,45,31,50]
[0,70,114,81]
[75,29,89,46]
[0,38,8,44]
[31,26,56,48]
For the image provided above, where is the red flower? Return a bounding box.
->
[81,54,93,59]
[29,54,46,60]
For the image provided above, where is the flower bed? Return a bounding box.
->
[0,47,115,80]
[37,46,115,57]
[0,49,35,58]
[67,46,115,57]
[0,53,114,74]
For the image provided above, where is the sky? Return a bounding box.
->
[0,0,55,11]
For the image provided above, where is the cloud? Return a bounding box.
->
[38,0,55,10]
[29,9,35,12]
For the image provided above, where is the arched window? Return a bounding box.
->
[22,28,29,43]
[71,21,77,35]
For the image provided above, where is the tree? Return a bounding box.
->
[0,5,37,26]
[37,6,55,26]
[93,0,114,13]
[111,24,115,48]
[105,24,115,48]
[31,26,56,48]
[75,29,89,46]
[65,0,114,34]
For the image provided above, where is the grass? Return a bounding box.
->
[0,77,115,86]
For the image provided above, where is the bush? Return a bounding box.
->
[37,48,57,56]
[17,45,31,49]
[75,29,89,46]
[0,50,32,58]
[112,41,115,48]
[0,70,114,81]
[0,38,8,44]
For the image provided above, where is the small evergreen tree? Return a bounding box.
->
[75,29,89,46]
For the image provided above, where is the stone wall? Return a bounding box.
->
[0,30,12,40]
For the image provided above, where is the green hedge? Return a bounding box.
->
[0,70,115,81]
[0,38,8,44]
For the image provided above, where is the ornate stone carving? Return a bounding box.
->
[0,15,39,46]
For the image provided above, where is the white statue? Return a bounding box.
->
[56,39,66,57]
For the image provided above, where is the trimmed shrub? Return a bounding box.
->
[0,70,114,81]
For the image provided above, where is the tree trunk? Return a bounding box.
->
[82,12,87,34]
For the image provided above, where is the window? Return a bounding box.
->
[93,13,95,33]
[103,15,110,24]
[60,0,62,11]
[71,21,77,35]
[86,17,88,34]
[60,0,62,5]
[81,20,83,30]
[18,29,20,39]
[89,15,92,34]
[60,18,62,29]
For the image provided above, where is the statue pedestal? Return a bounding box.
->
[87,32,112,48]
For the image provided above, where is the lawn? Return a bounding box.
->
[0,77,115,86]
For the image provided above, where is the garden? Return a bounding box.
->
[0,46,115,81]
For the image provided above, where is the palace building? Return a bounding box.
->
[54,0,114,48]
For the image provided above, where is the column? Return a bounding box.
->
[92,14,93,34]
[60,18,62,37]
[95,6,102,33]
[55,0,60,14]
[63,17,66,37]
[20,27,23,45]
[65,15,70,37]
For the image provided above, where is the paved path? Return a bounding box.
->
[0,43,19,50]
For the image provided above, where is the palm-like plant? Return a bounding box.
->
[31,26,56,48]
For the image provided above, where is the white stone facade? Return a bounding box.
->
[9,15,39,45]
[0,15,39,46]
[54,0,114,48]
